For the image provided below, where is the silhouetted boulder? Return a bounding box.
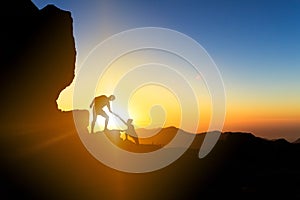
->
[0,0,75,128]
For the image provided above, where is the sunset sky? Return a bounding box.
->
[32,0,300,141]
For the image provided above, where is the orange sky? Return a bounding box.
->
[58,74,300,142]
[56,29,300,144]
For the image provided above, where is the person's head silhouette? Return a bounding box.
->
[109,95,116,101]
[127,119,133,125]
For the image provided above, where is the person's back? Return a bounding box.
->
[94,95,109,109]
[127,124,137,137]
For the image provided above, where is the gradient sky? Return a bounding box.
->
[31,0,300,141]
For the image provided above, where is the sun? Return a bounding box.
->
[127,84,181,129]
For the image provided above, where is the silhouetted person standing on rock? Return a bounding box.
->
[90,95,115,133]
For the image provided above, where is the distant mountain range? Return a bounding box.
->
[104,125,300,157]
[136,126,299,147]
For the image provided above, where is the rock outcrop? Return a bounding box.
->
[1,1,76,127]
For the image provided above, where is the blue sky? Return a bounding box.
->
[32,0,300,89]
[31,0,300,140]
[32,0,300,71]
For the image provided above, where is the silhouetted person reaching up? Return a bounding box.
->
[113,113,139,145]
[90,95,115,133]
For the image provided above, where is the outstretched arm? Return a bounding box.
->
[112,113,127,125]
[107,102,112,113]
[89,98,95,108]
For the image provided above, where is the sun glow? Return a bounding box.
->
[86,85,181,135]
[88,107,127,133]
[62,38,218,135]
[128,84,181,129]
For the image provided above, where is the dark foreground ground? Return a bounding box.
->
[1,118,300,200]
